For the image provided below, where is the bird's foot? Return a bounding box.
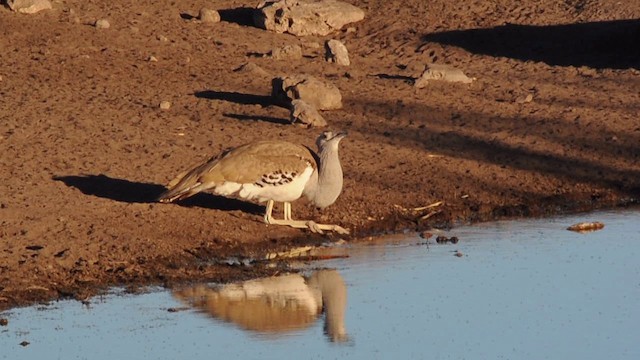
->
[306,221,350,235]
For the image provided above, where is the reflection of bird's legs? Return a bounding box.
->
[263,200,349,235]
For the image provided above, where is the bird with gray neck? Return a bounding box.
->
[157,131,349,234]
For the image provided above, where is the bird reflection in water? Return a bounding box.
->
[172,270,349,342]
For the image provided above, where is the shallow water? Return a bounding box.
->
[2,210,639,360]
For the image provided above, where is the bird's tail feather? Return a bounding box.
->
[157,168,209,203]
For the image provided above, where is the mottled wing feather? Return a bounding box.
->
[202,141,315,184]
[158,141,315,202]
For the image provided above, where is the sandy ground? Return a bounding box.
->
[1,0,639,310]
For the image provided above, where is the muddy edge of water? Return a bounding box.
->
[1,199,637,312]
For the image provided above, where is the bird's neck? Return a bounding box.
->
[304,146,343,208]
[318,147,342,181]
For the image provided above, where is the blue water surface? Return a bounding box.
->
[1,210,638,360]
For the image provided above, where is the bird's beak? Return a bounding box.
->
[335,131,348,139]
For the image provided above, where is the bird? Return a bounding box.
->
[157,131,349,234]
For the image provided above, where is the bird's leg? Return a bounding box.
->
[283,202,292,221]
[263,200,275,224]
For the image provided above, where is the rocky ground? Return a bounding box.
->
[1,0,639,310]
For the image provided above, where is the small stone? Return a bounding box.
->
[577,66,597,77]
[148,55,158,62]
[325,39,350,66]
[234,62,270,78]
[414,63,474,88]
[20,341,30,347]
[303,41,321,49]
[159,101,171,110]
[95,19,110,29]
[0,318,8,326]
[272,75,343,110]
[7,0,52,14]
[454,251,464,257]
[271,44,303,60]
[199,8,220,24]
[290,99,327,127]
[157,34,169,42]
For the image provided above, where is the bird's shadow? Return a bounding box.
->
[53,175,264,215]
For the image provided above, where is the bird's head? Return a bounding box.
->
[316,130,348,151]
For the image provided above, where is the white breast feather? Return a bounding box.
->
[239,165,314,203]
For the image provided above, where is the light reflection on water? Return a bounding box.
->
[1,210,639,360]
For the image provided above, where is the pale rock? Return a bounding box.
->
[7,0,52,14]
[199,8,220,24]
[272,75,342,110]
[271,44,303,60]
[95,19,110,29]
[159,101,171,110]
[290,99,327,127]
[325,39,350,66]
[254,0,365,36]
[414,64,474,88]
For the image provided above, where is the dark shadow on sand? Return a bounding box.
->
[422,19,640,69]
[218,7,257,27]
[54,175,264,215]
[223,113,290,125]
[194,90,274,107]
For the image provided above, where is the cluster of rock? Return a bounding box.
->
[6,0,476,128]
[272,75,343,127]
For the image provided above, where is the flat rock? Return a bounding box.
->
[254,0,365,36]
[7,0,52,14]
[290,99,327,127]
[272,75,342,110]
[414,63,474,88]
[325,39,350,66]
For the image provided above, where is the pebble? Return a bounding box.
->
[95,19,110,29]
[199,8,220,24]
[148,55,158,62]
[0,318,8,326]
[159,101,171,110]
